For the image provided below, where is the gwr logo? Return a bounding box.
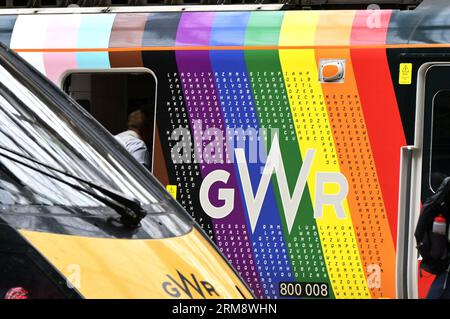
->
[200,135,349,234]
[162,270,219,299]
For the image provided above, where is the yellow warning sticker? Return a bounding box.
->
[166,185,177,199]
[399,63,412,85]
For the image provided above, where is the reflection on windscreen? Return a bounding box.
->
[0,62,191,239]
[0,66,157,207]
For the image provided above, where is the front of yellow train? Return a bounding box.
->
[0,43,252,299]
[17,218,252,299]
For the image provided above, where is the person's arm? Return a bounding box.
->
[130,140,151,170]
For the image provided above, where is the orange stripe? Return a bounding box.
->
[12,42,450,53]
[316,11,396,299]
[315,10,354,46]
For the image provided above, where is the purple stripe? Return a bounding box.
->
[175,12,214,46]
[175,13,262,297]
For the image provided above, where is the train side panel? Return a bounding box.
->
[0,9,430,298]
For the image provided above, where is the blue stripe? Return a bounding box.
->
[76,14,115,69]
[210,13,293,298]
[210,12,250,46]
[210,49,293,299]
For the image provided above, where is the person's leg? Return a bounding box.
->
[427,272,449,299]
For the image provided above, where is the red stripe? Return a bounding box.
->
[350,10,406,249]
[351,9,392,45]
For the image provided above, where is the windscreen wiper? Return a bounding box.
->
[0,145,147,227]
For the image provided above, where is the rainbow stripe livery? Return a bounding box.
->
[3,7,446,298]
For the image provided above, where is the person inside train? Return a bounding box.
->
[114,109,151,170]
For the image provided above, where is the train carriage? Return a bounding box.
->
[0,0,447,298]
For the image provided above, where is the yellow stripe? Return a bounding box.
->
[279,11,317,46]
[279,11,370,298]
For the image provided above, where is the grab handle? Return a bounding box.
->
[396,146,417,299]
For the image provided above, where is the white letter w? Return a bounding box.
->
[235,134,315,234]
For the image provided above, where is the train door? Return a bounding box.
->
[398,63,450,299]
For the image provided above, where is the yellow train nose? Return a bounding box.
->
[20,228,253,299]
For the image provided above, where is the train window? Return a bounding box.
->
[61,70,156,171]
[431,90,450,191]
[0,252,65,299]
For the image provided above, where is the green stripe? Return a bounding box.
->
[244,36,332,296]
[245,50,332,295]
[245,11,284,46]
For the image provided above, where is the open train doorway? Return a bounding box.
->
[61,69,157,171]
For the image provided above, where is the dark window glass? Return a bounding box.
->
[431,90,450,190]
[62,72,156,170]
